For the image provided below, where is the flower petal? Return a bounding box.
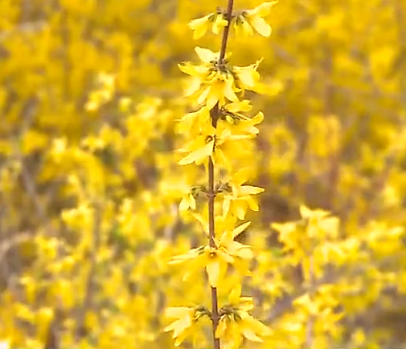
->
[179,140,214,165]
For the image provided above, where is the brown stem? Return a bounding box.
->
[208,156,220,349]
[208,1,234,348]
[219,0,234,61]
[75,202,102,342]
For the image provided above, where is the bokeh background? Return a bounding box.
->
[1,0,406,348]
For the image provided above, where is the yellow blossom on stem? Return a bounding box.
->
[212,13,228,34]
[218,221,253,260]
[221,168,265,219]
[211,126,254,169]
[179,185,205,212]
[242,1,277,37]
[198,74,239,109]
[178,122,253,167]
[188,14,214,39]
[169,220,253,286]
[178,47,248,108]
[233,59,263,93]
[179,192,196,211]
[169,245,233,287]
[223,100,253,114]
[220,101,265,135]
[166,1,277,348]
[178,133,215,166]
[164,306,210,346]
[233,15,254,37]
[215,285,272,348]
[195,47,224,64]
[189,13,228,39]
[176,107,211,136]
[231,111,264,135]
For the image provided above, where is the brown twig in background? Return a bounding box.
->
[0,21,47,41]
[43,308,62,349]
[75,202,102,342]
[305,256,315,349]
[0,233,33,264]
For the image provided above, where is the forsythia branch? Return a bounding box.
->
[208,1,235,348]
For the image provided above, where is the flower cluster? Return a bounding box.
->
[165,2,277,348]
[189,1,278,39]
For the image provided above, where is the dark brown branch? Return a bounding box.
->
[208,154,220,349]
[219,0,234,62]
[208,1,234,348]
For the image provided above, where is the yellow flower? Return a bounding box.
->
[164,306,209,346]
[195,46,222,64]
[198,74,239,109]
[169,218,253,285]
[224,100,253,114]
[176,106,210,136]
[179,185,204,211]
[97,72,115,88]
[216,286,271,348]
[118,97,132,112]
[216,319,243,349]
[178,62,211,79]
[233,112,264,135]
[221,100,252,125]
[178,63,211,97]
[212,13,228,34]
[188,13,228,39]
[188,13,214,39]
[178,122,253,168]
[184,76,204,97]
[227,285,255,311]
[178,135,214,165]
[178,123,216,165]
[243,1,277,37]
[218,221,253,260]
[299,205,339,239]
[178,47,238,108]
[179,192,196,211]
[271,221,299,248]
[221,168,265,219]
[234,15,254,37]
[81,135,106,152]
[217,221,254,276]
[85,90,112,112]
[211,125,253,169]
[233,59,263,93]
[169,245,233,287]
[299,205,330,220]
[221,101,264,135]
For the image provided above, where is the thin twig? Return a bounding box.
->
[305,256,315,349]
[0,21,47,41]
[75,202,102,342]
[163,204,179,242]
[266,251,406,324]
[0,233,33,263]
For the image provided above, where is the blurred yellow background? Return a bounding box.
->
[1,0,406,348]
